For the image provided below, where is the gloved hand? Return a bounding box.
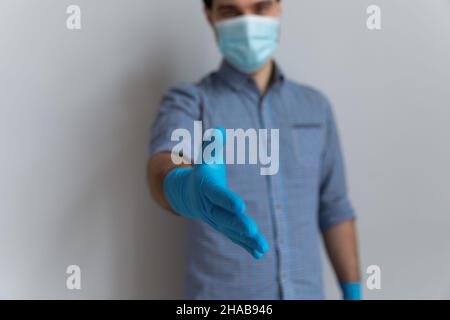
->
[340,282,362,300]
[163,128,269,259]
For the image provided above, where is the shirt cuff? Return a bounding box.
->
[319,198,356,231]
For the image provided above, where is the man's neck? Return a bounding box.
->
[250,60,274,95]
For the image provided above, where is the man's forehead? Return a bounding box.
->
[213,0,273,8]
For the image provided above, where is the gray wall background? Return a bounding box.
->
[0,0,449,299]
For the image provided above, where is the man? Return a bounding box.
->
[147,0,361,300]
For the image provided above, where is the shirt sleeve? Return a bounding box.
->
[149,83,202,158]
[318,95,356,231]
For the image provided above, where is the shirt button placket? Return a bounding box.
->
[261,95,289,299]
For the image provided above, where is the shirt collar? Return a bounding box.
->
[216,60,285,92]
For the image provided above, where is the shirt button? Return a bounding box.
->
[275,203,281,210]
[281,272,288,282]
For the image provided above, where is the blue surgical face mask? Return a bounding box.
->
[215,15,280,74]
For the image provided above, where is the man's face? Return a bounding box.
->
[205,0,282,25]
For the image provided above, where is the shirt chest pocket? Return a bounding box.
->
[288,122,325,181]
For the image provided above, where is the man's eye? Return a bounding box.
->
[219,9,240,18]
[254,3,272,14]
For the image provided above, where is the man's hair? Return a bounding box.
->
[203,0,213,9]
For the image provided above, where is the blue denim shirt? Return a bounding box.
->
[149,61,355,300]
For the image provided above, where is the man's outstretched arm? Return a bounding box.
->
[146,130,269,259]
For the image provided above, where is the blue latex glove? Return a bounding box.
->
[163,128,269,259]
[340,282,362,300]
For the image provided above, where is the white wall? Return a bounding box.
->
[0,0,449,299]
